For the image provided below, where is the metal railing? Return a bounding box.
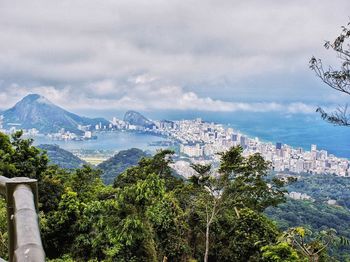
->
[0,176,45,262]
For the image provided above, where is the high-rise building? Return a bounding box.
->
[311,144,317,151]
[276,142,282,150]
[240,136,247,149]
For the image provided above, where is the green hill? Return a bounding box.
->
[97,148,149,184]
[38,144,87,169]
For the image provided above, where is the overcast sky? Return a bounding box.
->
[0,0,349,115]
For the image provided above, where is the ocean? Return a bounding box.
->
[147,111,350,159]
[33,111,350,159]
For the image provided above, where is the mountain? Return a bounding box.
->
[97,148,149,184]
[123,110,155,129]
[1,94,110,134]
[38,144,87,169]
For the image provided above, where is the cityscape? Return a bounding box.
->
[2,1,350,260]
[1,113,348,177]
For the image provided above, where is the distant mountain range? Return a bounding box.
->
[123,110,155,129]
[1,94,110,134]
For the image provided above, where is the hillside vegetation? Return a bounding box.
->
[38,144,87,169]
[0,131,348,261]
[97,148,149,184]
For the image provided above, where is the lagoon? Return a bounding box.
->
[33,131,168,153]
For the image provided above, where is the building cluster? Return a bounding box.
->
[149,118,350,177]
[0,119,105,141]
[288,191,314,201]
[1,112,349,177]
[0,125,39,137]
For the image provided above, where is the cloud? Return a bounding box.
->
[0,79,319,115]
[0,0,349,107]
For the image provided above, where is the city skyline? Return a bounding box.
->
[2,107,348,176]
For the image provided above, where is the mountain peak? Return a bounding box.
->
[123,110,155,128]
[22,93,41,101]
[2,94,110,134]
[21,94,53,105]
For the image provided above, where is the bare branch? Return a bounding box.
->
[310,23,350,127]
[316,105,350,126]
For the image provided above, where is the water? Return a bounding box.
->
[33,131,168,152]
[33,111,350,159]
[147,111,350,159]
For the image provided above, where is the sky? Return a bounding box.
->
[0,0,349,116]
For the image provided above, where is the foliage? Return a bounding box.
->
[0,131,48,179]
[261,242,302,262]
[0,199,8,260]
[114,149,182,191]
[280,227,336,261]
[286,173,350,209]
[0,133,343,261]
[218,146,287,212]
[185,146,287,262]
[211,208,279,262]
[266,199,350,260]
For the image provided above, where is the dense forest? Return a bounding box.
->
[0,131,348,261]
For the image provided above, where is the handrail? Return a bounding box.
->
[0,176,45,262]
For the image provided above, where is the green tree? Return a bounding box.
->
[218,146,286,212]
[112,150,189,261]
[189,163,223,262]
[212,208,279,262]
[68,150,190,261]
[188,146,286,262]
[261,242,302,262]
[1,132,302,261]
[114,149,182,191]
[280,227,340,262]
[0,131,48,179]
[0,199,8,260]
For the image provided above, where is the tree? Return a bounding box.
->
[1,132,305,261]
[213,208,279,262]
[0,131,48,179]
[0,199,8,260]
[280,227,342,262]
[189,163,223,262]
[310,22,350,126]
[114,149,182,191]
[106,150,189,261]
[218,146,286,212]
[189,146,287,262]
[261,242,302,262]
